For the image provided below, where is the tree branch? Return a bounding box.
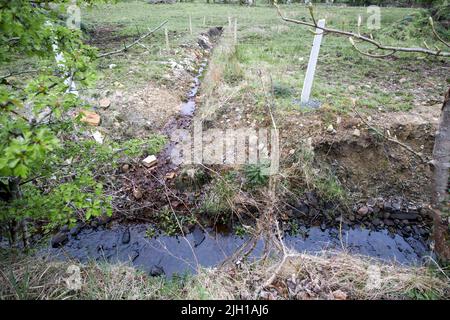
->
[275,4,450,58]
[97,20,168,58]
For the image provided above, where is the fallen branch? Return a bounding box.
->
[97,20,168,58]
[275,4,450,58]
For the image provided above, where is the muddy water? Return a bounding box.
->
[180,61,207,117]
[47,224,431,277]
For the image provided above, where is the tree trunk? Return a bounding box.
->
[431,87,450,261]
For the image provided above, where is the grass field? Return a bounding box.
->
[82,1,449,113]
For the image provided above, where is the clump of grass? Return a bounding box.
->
[283,142,348,204]
[223,47,244,85]
[272,82,295,98]
[199,172,240,222]
[175,167,210,192]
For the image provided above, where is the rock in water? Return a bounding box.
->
[122,228,131,244]
[51,232,68,248]
[149,265,165,277]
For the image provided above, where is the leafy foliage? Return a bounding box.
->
[0,0,118,230]
[243,163,269,188]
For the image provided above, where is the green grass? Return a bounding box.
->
[80,2,448,113]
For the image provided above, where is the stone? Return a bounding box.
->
[332,290,347,300]
[149,265,165,277]
[79,110,100,126]
[121,164,130,173]
[372,218,382,226]
[295,202,309,216]
[97,215,111,226]
[99,98,111,109]
[347,85,356,92]
[352,129,361,137]
[306,192,318,208]
[165,172,176,179]
[326,124,336,134]
[383,200,393,212]
[122,228,131,244]
[133,188,143,200]
[383,212,390,219]
[51,232,68,248]
[357,206,369,216]
[142,155,157,168]
[392,199,402,211]
[69,224,82,236]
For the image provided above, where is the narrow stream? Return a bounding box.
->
[47,223,431,277]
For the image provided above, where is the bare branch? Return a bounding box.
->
[97,20,168,58]
[275,4,450,58]
[429,17,450,49]
[0,69,40,81]
[349,37,397,58]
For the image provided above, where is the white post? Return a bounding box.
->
[189,15,193,35]
[234,18,238,44]
[164,27,170,51]
[203,16,206,27]
[301,19,325,104]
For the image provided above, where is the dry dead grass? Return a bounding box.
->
[1,249,448,300]
[195,250,450,300]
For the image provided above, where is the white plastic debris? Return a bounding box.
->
[92,131,104,144]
